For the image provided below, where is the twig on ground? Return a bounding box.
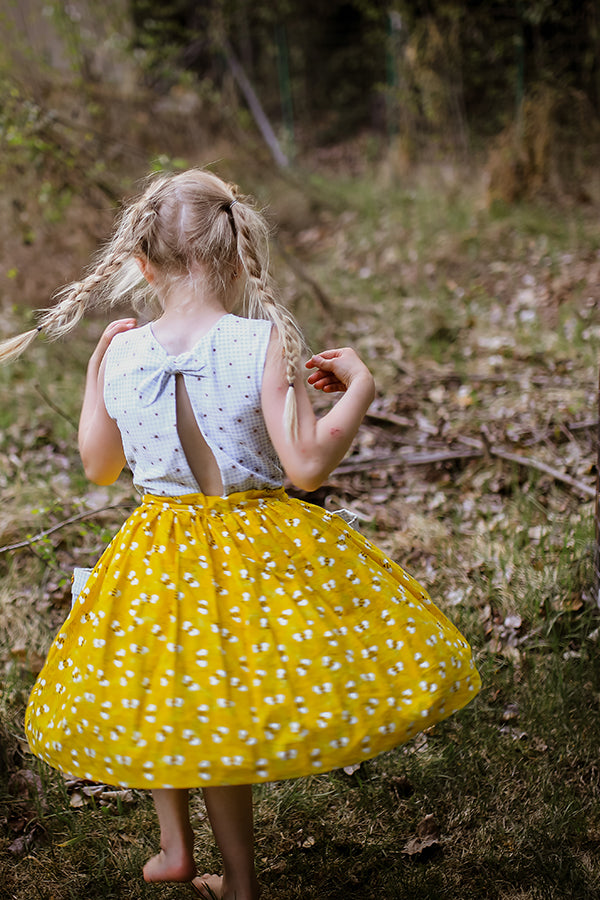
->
[485,446,595,499]
[335,448,483,474]
[458,434,595,499]
[0,505,132,554]
[365,409,414,428]
[566,418,599,433]
[33,383,78,431]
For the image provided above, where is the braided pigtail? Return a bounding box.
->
[0,249,129,366]
[231,200,304,440]
[0,326,42,364]
[0,195,157,365]
[37,247,133,338]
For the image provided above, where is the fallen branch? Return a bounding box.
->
[564,418,598,433]
[485,446,595,499]
[334,438,594,499]
[519,419,597,447]
[0,504,132,554]
[459,434,595,500]
[335,447,483,474]
[365,409,414,428]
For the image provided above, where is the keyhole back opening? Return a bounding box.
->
[175,374,224,496]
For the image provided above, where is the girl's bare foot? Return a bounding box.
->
[143,845,197,883]
[191,874,224,898]
[191,873,260,900]
[145,788,197,883]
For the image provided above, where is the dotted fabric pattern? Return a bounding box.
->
[25,490,481,789]
[103,315,283,497]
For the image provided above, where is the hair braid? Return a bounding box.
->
[0,198,150,364]
[0,247,129,365]
[233,203,304,439]
[37,247,133,339]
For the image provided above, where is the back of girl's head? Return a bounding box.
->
[126,170,252,303]
[0,167,303,436]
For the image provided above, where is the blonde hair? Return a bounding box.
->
[0,169,303,437]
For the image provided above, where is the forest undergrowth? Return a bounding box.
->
[0,150,599,899]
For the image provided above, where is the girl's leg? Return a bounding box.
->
[192,785,260,900]
[143,788,197,883]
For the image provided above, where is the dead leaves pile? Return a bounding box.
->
[3,769,138,858]
[65,779,136,811]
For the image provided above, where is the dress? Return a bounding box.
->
[25,314,481,789]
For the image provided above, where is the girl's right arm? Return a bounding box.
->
[78,318,137,485]
[262,331,375,492]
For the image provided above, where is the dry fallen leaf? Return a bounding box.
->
[404,732,429,754]
[82,784,106,798]
[298,836,315,849]
[100,789,135,806]
[8,829,38,857]
[402,834,440,857]
[264,859,287,874]
[502,702,519,722]
[402,814,441,858]
[61,777,137,810]
[499,726,528,741]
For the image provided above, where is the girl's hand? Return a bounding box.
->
[305,348,373,394]
[88,318,137,372]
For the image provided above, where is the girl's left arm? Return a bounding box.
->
[78,318,137,485]
[262,329,375,492]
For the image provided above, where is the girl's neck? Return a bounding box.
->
[152,283,229,355]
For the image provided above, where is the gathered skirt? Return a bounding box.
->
[25,489,480,788]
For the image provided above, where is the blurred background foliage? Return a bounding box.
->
[0,0,599,297]
[1,0,599,164]
[127,0,600,140]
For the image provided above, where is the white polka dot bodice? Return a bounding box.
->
[103,314,283,496]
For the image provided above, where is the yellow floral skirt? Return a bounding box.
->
[25,489,480,788]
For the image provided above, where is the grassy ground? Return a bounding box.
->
[1,156,599,899]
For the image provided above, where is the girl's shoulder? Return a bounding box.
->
[220,314,272,335]
[106,322,152,356]
[218,315,273,347]
[103,323,153,377]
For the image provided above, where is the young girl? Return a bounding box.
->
[1,169,480,899]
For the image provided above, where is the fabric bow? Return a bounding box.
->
[137,352,206,406]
